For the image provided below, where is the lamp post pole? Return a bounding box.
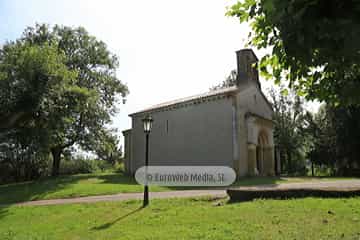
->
[143,132,149,207]
[142,115,153,207]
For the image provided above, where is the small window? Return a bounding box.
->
[166,120,169,133]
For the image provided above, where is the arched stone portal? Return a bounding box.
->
[255,131,269,175]
[247,114,275,176]
[255,130,270,175]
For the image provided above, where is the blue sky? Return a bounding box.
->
[0,0,280,144]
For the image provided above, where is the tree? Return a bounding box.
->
[210,69,237,90]
[227,0,360,105]
[331,106,360,171]
[0,130,50,182]
[83,128,123,165]
[305,103,360,176]
[0,41,76,132]
[269,86,308,174]
[305,106,337,175]
[1,24,128,176]
[0,39,82,180]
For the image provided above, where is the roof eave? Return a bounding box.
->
[129,87,239,117]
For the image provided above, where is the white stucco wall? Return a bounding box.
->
[130,96,234,173]
[126,84,274,176]
[238,85,273,119]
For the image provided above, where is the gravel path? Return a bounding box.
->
[15,190,227,206]
[13,179,360,206]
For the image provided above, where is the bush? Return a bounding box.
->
[59,157,114,175]
[0,147,117,184]
[114,161,125,173]
[0,143,51,184]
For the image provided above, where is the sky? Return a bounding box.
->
[0,0,314,145]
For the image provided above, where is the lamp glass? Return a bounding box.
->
[142,115,153,133]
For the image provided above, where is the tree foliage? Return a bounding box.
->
[227,0,360,105]
[332,106,360,169]
[0,41,76,131]
[306,104,360,175]
[0,24,128,177]
[269,86,308,174]
[83,128,123,165]
[0,129,50,183]
[305,106,337,175]
[210,69,237,90]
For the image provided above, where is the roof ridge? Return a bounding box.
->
[129,86,239,116]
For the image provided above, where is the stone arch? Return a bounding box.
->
[256,130,269,174]
[246,115,275,176]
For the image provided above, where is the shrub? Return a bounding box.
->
[59,157,114,175]
[114,161,125,173]
[0,141,51,184]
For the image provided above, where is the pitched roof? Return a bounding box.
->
[129,86,239,116]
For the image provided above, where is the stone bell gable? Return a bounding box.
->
[123,48,276,177]
[236,49,261,89]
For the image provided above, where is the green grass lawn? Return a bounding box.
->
[0,172,356,204]
[0,197,360,239]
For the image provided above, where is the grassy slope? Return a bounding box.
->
[0,173,150,204]
[0,172,356,204]
[0,197,360,239]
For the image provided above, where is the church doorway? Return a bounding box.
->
[256,130,268,175]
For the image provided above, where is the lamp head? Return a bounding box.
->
[142,115,153,133]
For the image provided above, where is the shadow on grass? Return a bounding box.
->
[91,206,143,231]
[95,173,138,185]
[99,175,287,192]
[92,174,287,192]
[1,174,350,212]
[0,172,139,206]
[0,206,9,219]
[231,176,284,187]
[163,176,285,191]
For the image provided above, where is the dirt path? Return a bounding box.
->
[13,180,360,206]
[15,190,227,206]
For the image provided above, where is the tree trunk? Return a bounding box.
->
[287,150,292,174]
[274,148,278,176]
[280,150,285,173]
[311,161,314,177]
[51,147,62,176]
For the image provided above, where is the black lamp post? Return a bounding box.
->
[142,115,153,207]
